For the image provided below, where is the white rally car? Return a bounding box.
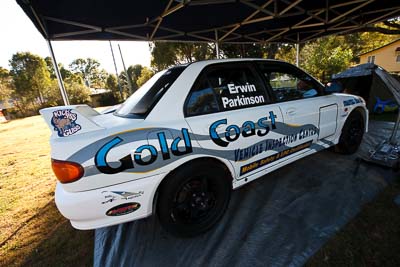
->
[40,59,368,237]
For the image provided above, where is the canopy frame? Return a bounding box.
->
[17,0,400,105]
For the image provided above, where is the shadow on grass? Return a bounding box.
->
[306,178,400,267]
[369,111,398,122]
[0,200,93,267]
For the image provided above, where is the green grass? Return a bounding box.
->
[369,111,398,122]
[306,180,400,266]
[0,115,93,267]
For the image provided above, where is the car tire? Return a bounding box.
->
[335,111,365,154]
[157,160,231,237]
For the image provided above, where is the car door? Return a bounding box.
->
[256,62,338,143]
[184,62,289,179]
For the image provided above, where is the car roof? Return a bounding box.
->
[186,58,287,69]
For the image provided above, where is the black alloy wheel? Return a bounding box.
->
[157,161,231,237]
[335,111,365,154]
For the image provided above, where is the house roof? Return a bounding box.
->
[358,38,400,57]
[0,100,15,110]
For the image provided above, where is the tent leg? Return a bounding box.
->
[47,40,69,105]
[215,30,220,59]
[365,109,400,168]
[109,41,123,100]
[118,44,133,95]
[295,33,300,67]
[389,109,400,145]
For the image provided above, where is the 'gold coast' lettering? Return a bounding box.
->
[95,128,192,174]
[209,111,277,147]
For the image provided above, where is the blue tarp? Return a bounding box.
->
[94,121,398,267]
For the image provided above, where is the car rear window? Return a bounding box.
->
[116,66,186,117]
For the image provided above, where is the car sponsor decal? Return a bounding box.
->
[221,83,266,108]
[101,194,117,204]
[209,111,277,147]
[111,191,144,199]
[343,98,362,106]
[101,190,144,204]
[95,128,192,174]
[66,121,320,177]
[240,141,312,175]
[51,109,81,137]
[234,127,317,161]
[106,202,140,216]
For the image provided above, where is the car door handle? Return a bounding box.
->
[286,108,297,116]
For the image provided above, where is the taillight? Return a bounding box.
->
[51,159,84,183]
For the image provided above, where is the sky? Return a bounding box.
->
[0,0,151,74]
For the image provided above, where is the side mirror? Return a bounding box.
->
[325,82,343,94]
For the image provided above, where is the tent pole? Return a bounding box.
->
[295,33,300,67]
[389,110,400,145]
[215,30,220,59]
[109,41,123,100]
[47,40,69,105]
[118,44,133,95]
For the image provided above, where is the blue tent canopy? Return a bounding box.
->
[16,0,400,43]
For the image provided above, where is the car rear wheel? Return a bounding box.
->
[335,111,364,154]
[157,161,231,237]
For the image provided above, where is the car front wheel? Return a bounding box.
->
[335,111,365,154]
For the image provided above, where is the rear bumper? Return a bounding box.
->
[55,173,165,230]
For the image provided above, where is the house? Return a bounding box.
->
[0,99,15,122]
[359,39,400,74]
[89,88,115,107]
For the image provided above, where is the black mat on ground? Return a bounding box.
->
[94,121,399,267]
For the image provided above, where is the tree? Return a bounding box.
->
[275,44,296,64]
[150,42,180,71]
[127,64,143,91]
[91,68,108,89]
[44,57,72,80]
[9,52,52,112]
[65,79,91,105]
[150,42,214,71]
[174,43,213,62]
[118,72,130,97]
[345,32,399,61]
[150,41,285,72]
[301,36,353,82]
[220,43,279,59]
[106,74,123,102]
[136,67,154,87]
[69,58,101,88]
[297,27,399,83]
[0,67,13,102]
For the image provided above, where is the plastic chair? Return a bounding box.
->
[373,97,398,113]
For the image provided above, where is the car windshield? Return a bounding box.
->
[116,66,186,116]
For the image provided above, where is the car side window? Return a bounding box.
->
[185,64,269,117]
[186,77,220,116]
[258,63,323,102]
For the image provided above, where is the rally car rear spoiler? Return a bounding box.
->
[40,105,104,138]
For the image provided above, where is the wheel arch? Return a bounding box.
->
[351,106,369,133]
[152,156,234,213]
